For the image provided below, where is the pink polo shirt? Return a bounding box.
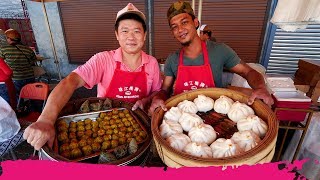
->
[73,48,162,98]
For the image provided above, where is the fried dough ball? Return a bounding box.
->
[59,143,70,153]
[57,125,68,132]
[110,119,116,125]
[81,135,90,140]
[70,139,78,143]
[98,129,105,136]
[99,112,107,118]
[127,127,134,133]
[106,129,113,135]
[132,123,140,129]
[92,127,99,133]
[139,131,147,138]
[76,121,84,126]
[82,145,93,156]
[69,142,79,149]
[119,112,125,118]
[103,134,112,141]
[92,133,98,138]
[85,130,93,137]
[94,136,103,144]
[101,141,111,151]
[110,124,117,129]
[91,121,99,128]
[69,132,77,139]
[112,109,119,115]
[111,140,119,148]
[58,132,68,142]
[124,121,131,127]
[77,131,85,138]
[57,120,68,127]
[85,124,92,130]
[112,134,119,140]
[86,138,94,145]
[78,139,87,147]
[118,131,126,138]
[135,136,144,142]
[70,148,82,159]
[77,125,85,132]
[117,123,124,128]
[132,130,140,137]
[84,118,92,125]
[125,132,133,139]
[92,143,101,152]
[113,128,119,134]
[119,137,127,145]
[69,127,77,133]
[123,109,129,114]
[69,121,76,128]
[121,117,128,122]
[119,127,127,132]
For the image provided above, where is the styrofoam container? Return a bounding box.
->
[267,76,312,122]
[271,88,311,122]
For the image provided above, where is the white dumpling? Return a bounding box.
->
[231,130,261,152]
[237,115,268,138]
[164,107,182,122]
[178,112,204,132]
[188,124,217,144]
[183,142,213,158]
[210,138,244,158]
[177,100,198,114]
[213,95,234,114]
[160,119,183,139]
[167,133,191,151]
[193,94,215,112]
[227,101,255,123]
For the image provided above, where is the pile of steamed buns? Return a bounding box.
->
[159,95,268,158]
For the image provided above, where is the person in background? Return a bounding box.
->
[149,1,273,114]
[23,3,162,150]
[0,29,7,46]
[0,57,16,109]
[0,29,35,97]
[199,24,216,42]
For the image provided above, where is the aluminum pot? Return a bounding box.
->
[40,98,152,166]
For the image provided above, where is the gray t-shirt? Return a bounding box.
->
[164,41,241,87]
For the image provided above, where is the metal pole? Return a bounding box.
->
[197,0,203,35]
[146,0,154,56]
[41,0,62,80]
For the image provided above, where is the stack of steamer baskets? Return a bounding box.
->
[151,88,278,167]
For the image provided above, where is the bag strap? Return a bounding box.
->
[14,45,35,66]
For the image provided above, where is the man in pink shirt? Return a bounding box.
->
[23,3,162,150]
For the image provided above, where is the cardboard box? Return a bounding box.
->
[294,85,310,94]
[294,60,320,86]
[307,87,320,104]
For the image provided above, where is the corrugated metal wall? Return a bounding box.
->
[59,0,146,63]
[267,24,320,75]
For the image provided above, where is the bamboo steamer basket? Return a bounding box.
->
[151,88,278,167]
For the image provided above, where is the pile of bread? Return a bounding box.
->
[159,95,268,158]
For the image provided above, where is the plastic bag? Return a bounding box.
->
[0,96,21,142]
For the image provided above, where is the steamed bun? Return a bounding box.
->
[178,112,204,132]
[167,133,191,151]
[183,142,213,158]
[227,101,255,123]
[231,130,261,151]
[164,107,182,122]
[210,138,244,158]
[177,100,198,114]
[213,95,234,114]
[237,115,268,138]
[160,119,183,139]
[193,94,215,112]
[188,124,217,144]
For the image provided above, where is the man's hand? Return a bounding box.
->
[248,88,274,107]
[23,120,55,151]
[132,98,150,111]
[149,98,167,116]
